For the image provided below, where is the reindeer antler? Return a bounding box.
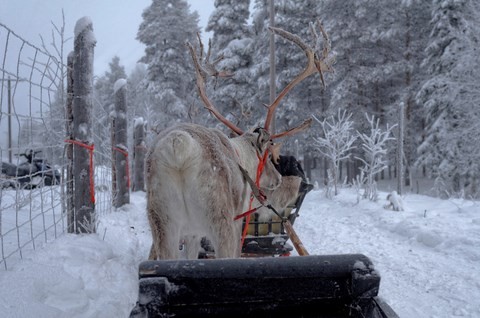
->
[265,20,335,137]
[187,22,334,140]
[186,34,242,135]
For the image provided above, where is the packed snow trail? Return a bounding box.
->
[1,189,479,317]
[295,190,480,318]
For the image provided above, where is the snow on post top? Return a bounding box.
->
[114,79,127,94]
[134,117,145,127]
[74,17,96,45]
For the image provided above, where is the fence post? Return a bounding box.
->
[112,79,130,207]
[72,17,96,233]
[133,117,146,192]
[111,113,117,203]
[66,52,75,233]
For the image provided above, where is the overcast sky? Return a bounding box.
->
[0,0,215,75]
[0,1,216,148]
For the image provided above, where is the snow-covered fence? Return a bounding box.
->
[0,18,116,270]
[0,22,68,269]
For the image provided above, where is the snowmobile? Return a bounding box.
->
[1,150,60,189]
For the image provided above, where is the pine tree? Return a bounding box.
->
[205,0,255,132]
[251,0,323,152]
[95,56,127,113]
[317,0,431,182]
[275,0,324,136]
[137,0,200,130]
[416,0,480,197]
[378,1,432,183]
[93,56,127,163]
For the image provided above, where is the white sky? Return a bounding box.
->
[0,1,215,148]
[0,0,215,75]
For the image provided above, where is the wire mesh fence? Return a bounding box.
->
[0,22,113,270]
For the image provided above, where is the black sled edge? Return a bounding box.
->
[129,254,399,318]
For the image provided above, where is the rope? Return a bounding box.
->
[234,206,260,221]
[112,146,130,188]
[65,139,95,204]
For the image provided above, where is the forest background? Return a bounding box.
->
[3,0,480,199]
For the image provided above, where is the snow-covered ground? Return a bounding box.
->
[0,187,479,317]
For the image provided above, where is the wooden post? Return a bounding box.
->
[397,102,405,195]
[72,17,96,233]
[7,78,12,163]
[284,220,309,256]
[65,52,75,233]
[132,117,146,192]
[113,79,130,207]
[111,115,117,203]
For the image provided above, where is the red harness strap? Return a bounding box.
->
[239,149,269,248]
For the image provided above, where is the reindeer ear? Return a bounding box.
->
[269,142,282,165]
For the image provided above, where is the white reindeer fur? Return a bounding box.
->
[146,123,282,260]
[255,176,303,221]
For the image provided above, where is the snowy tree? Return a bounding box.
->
[126,63,151,121]
[274,0,327,130]
[251,0,326,152]
[137,0,200,130]
[93,56,127,164]
[380,1,432,181]
[205,0,255,131]
[313,110,357,197]
[356,114,396,201]
[316,0,432,181]
[416,0,480,198]
[95,56,127,113]
[317,0,383,120]
[206,0,250,49]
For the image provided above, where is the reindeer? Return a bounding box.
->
[146,20,334,260]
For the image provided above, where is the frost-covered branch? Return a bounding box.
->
[313,110,357,196]
[38,9,71,94]
[355,114,396,201]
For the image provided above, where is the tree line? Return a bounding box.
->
[88,0,480,198]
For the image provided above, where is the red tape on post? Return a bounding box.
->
[65,139,95,204]
[239,149,269,248]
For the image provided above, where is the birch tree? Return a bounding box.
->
[313,110,357,197]
[356,114,396,201]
